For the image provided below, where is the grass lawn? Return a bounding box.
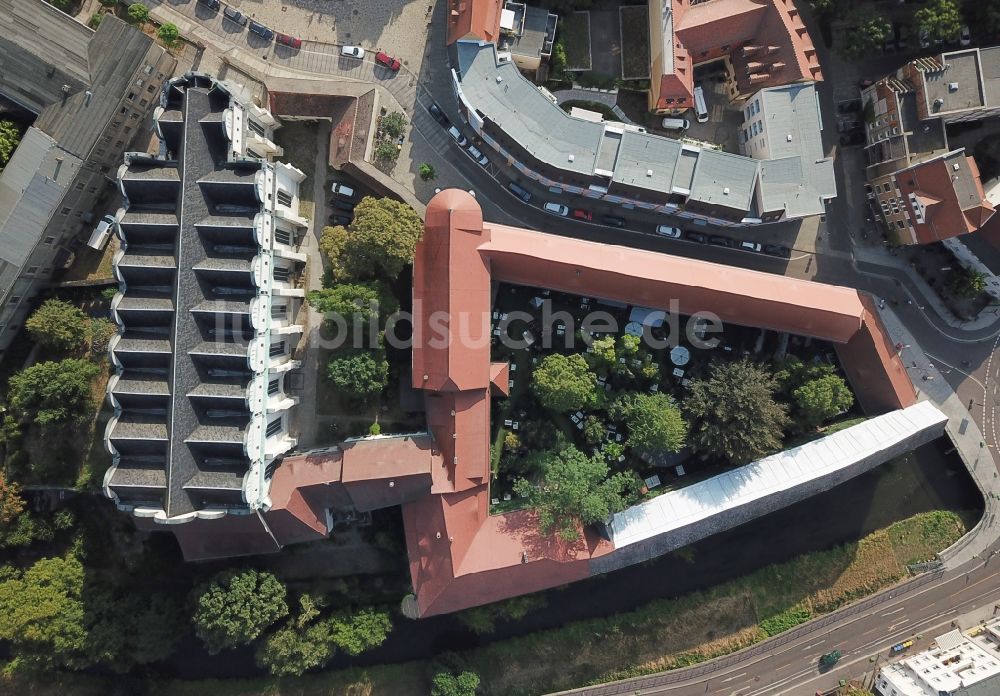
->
[619,5,650,79]
[52,510,959,696]
[560,11,592,71]
[61,236,119,283]
[273,121,317,219]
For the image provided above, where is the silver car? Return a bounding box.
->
[341,45,365,59]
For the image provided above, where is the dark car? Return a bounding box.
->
[375,51,401,72]
[709,235,732,247]
[428,102,450,127]
[223,6,247,25]
[328,214,352,227]
[331,199,355,212]
[248,20,274,40]
[763,244,791,258]
[198,0,220,10]
[508,182,532,203]
[572,209,593,221]
[685,230,708,244]
[276,32,302,49]
[602,215,625,228]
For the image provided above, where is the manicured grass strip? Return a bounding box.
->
[620,5,650,79]
[560,12,591,70]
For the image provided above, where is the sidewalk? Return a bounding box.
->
[876,305,1000,568]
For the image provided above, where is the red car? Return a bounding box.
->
[375,51,401,72]
[572,209,593,221]
[276,33,302,49]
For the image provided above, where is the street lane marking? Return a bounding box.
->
[882,606,905,616]
[801,639,825,651]
[721,672,747,683]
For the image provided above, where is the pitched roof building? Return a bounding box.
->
[0,1,175,359]
[648,0,822,114]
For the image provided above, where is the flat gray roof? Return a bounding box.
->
[506,4,551,59]
[611,131,682,194]
[980,46,1000,107]
[688,149,758,209]
[927,50,984,114]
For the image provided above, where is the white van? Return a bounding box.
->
[694,86,709,123]
[87,215,116,251]
[661,118,689,131]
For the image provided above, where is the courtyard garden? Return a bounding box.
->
[488,284,861,535]
[619,5,650,80]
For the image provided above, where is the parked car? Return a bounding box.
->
[467,144,489,166]
[198,0,220,10]
[330,182,355,198]
[960,25,971,47]
[602,215,625,228]
[709,235,732,247]
[661,117,690,130]
[508,182,532,203]
[328,214,352,227]
[655,225,681,238]
[427,102,449,127]
[543,202,569,216]
[341,45,365,59]
[276,33,302,49]
[739,240,762,252]
[685,230,708,244]
[375,51,401,72]
[331,199,355,212]
[763,244,791,258]
[87,214,116,251]
[223,6,247,25]
[447,125,468,147]
[572,209,593,221]
[248,20,273,40]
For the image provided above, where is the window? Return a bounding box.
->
[269,341,285,358]
[7,296,20,305]
[87,185,98,194]
[271,304,287,319]
[25,267,37,275]
[127,92,135,101]
[274,229,292,246]
[265,418,282,437]
[147,84,156,94]
[276,189,292,207]
[60,208,70,216]
[44,236,55,245]
[272,266,290,281]
[268,378,280,396]
[115,140,124,148]
[129,112,139,121]
[896,220,905,229]
[75,182,85,191]
[120,107,128,115]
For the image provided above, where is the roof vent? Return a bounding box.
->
[388,480,395,487]
[953,163,961,171]
[723,187,730,195]
[568,154,575,162]
[786,133,792,142]
[496,75,503,83]
[646,169,653,177]
[84,90,92,106]
[436,532,442,539]
[948,82,959,92]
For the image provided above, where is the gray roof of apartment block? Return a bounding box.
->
[754,83,836,218]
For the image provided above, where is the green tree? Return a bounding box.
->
[419,163,436,181]
[157,22,180,46]
[842,9,891,59]
[309,283,381,324]
[127,3,150,24]
[375,140,400,164]
[26,299,91,352]
[916,0,962,43]
[333,197,423,281]
[0,556,88,671]
[9,359,100,426]
[328,608,393,656]
[0,120,22,170]
[191,570,288,654]
[84,592,181,673]
[381,112,407,139]
[46,0,72,10]
[588,335,617,370]
[255,621,333,676]
[793,375,854,429]
[326,349,389,400]
[611,393,687,453]
[948,267,987,299]
[89,317,117,355]
[684,359,790,464]
[513,444,634,541]
[319,224,349,271]
[532,353,598,412]
[0,475,25,525]
[970,0,1000,38]
[583,415,605,445]
[431,671,481,696]
[550,41,568,81]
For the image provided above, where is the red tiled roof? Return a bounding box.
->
[446,0,502,45]
[489,361,510,396]
[896,154,995,244]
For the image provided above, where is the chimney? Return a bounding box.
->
[749,73,769,85]
[746,62,764,74]
[742,45,761,57]
[770,62,786,73]
[767,45,781,54]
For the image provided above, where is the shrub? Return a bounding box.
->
[128,3,150,24]
[374,140,399,164]
[419,163,436,181]
[157,22,180,47]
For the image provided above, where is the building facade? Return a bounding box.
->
[0,1,175,358]
[104,73,308,526]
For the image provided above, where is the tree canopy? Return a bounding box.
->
[431,671,482,696]
[26,299,91,352]
[948,267,987,299]
[793,374,854,429]
[8,359,100,425]
[327,608,393,656]
[0,119,22,170]
[326,349,389,400]
[191,570,288,654]
[157,22,180,46]
[513,444,634,541]
[327,197,423,281]
[916,0,962,42]
[127,3,149,24]
[611,392,687,453]
[308,282,398,331]
[683,359,790,464]
[842,10,891,59]
[0,475,25,525]
[532,353,598,412]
